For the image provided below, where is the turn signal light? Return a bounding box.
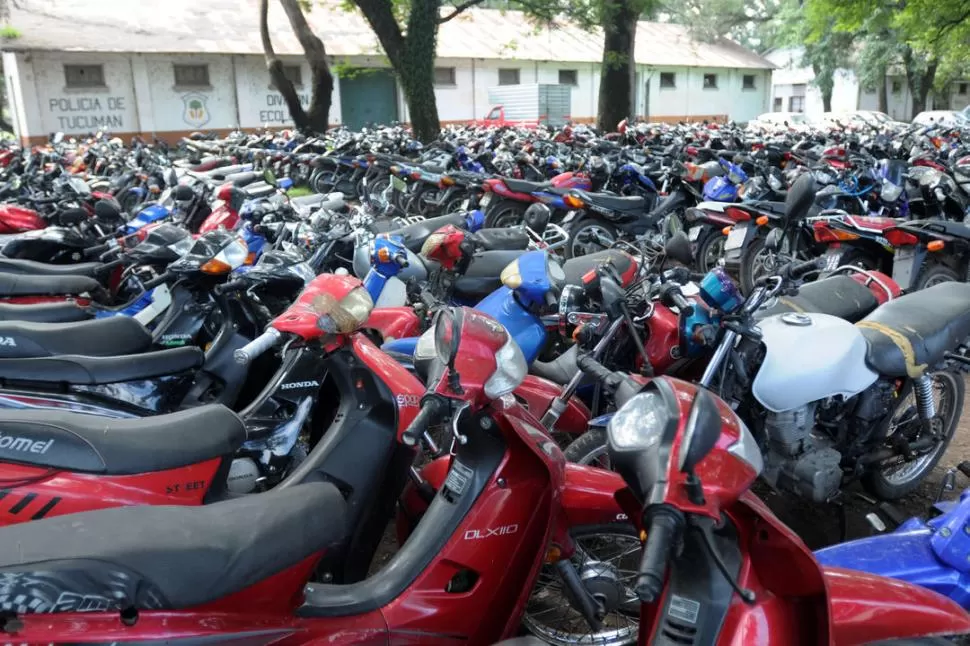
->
[441,175,456,187]
[755,216,769,226]
[390,165,400,175]
[200,258,233,274]
[377,247,392,263]
[722,226,733,236]
[564,194,585,209]
[927,240,945,252]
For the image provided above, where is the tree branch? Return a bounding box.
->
[438,0,486,24]
[353,0,406,66]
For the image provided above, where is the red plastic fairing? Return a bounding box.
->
[0,205,46,233]
[513,375,590,436]
[364,307,423,342]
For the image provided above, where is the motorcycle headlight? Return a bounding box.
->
[201,238,249,274]
[607,390,668,451]
[314,285,374,334]
[168,236,194,257]
[881,180,902,203]
[483,336,527,399]
[415,327,436,361]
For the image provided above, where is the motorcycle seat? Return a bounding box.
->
[857,282,970,377]
[0,302,91,323]
[757,276,878,324]
[469,228,530,251]
[225,171,259,187]
[0,346,203,385]
[0,316,151,359]
[389,213,467,253]
[0,404,245,475]
[243,183,276,199]
[0,273,101,297]
[0,257,104,278]
[0,482,346,612]
[290,192,340,209]
[562,249,637,288]
[582,193,646,214]
[504,178,551,194]
[531,344,580,385]
[454,250,524,300]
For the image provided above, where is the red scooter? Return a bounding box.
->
[0,305,629,644]
[567,358,970,644]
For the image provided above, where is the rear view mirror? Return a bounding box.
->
[664,231,693,266]
[764,228,784,253]
[679,388,721,473]
[166,168,178,186]
[784,173,816,222]
[173,184,195,201]
[57,208,87,227]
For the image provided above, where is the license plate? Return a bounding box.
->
[725,226,747,251]
[480,193,493,207]
[823,252,842,271]
[390,175,406,192]
[688,226,702,242]
[892,246,918,289]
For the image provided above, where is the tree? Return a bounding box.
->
[259,0,334,133]
[595,0,648,131]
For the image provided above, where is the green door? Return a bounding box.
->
[340,70,398,129]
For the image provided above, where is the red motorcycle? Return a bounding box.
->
[568,359,970,644]
[482,171,591,228]
[0,305,630,644]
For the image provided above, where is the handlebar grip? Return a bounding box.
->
[98,257,126,273]
[394,254,409,268]
[233,328,282,365]
[142,271,172,290]
[576,353,614,383]
[402,397,445,447]
[635,508,682,603]
[214,279,248,295]
[83,243,110,259]
[670,291,694,316]
[790,258,821,278]
[545,290,558,308]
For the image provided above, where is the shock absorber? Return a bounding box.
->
[914,374,937,421]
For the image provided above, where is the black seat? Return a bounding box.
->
[897,219,970,241]
[583,193,646,213]
[0,317,151,358]
[857,282,970,377]
[531,345,580,385]
[388,213,467,252]
[454,250,524,300]
[757,275,879,323]
[504,178,551,194]
[0,302,91,323]
[0,273,101,297]
[0,346,203,385]
[563,249,636,288]
[0,404,245,475]
[226,171,259,187]
[0,482,346,611]
[0,257,104,278]
[469,228,530,251]
[243,183,276,199]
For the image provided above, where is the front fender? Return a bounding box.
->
[824,565,970,645]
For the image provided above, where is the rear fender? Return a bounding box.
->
[824,565,970,645]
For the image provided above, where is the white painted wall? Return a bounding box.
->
[5,49,773,140]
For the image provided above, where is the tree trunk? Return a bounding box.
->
[878,74,888,113]
[400,0,441,142]
[260,0,311,131]
[279,0,334,133]
[902,46,938,118]
[597,0,637,132]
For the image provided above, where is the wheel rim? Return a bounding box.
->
[923,272,955,288]
[699,236,725,273]
[491,208,523,228]
[524,532,641,646]
[369,179,390,209]
[572,224,616,257]
[880,372,959,485]
[750,244,781,285]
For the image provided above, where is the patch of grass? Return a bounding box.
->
[286,186,314,198]
[0,25,21,39]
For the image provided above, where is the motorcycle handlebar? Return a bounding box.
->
[214,278,249,295]
[402,396,446,447]
[142,270,172,290]
[576,352,614,383]
[83,242,111,259]
[635,507,683,603]
[233,328,283,365]
[394,254,409,268]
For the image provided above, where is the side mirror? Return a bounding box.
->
[57,208,88,226]
[664,231,693,265]
[263,169,278,187]
[434,308,462,366]
[173,184,195,201]
[679,388,721,473]
[764,228,784,252]
[166,168,178,186]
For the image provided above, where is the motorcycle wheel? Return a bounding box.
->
[312,170,337,194]
[567,219,619,259]
[368,177,391,209]
[915,263,960,290]
[485,200,527,228]
[523,524,640,646]
[738,235,778,295]
[563,429,609,468]
[862,370,963,500]
[695,230,726,274]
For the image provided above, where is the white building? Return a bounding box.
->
[2,0,774,144]
[765,46,968,122]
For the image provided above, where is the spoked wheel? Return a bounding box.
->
[568,220,618,259]
[417,188,442,215]
[312,170,337,194]
[524,526,641,646]
[367,177,390,209]
[696,231,726,274]
[486,200,528,228]
[863,371,964,500]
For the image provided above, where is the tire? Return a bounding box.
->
[563,429,609,467]
[567,219,619,259]
[312,170,337,194]
[695,229,726,273]
[914,263,960,291]
[837,249,879,271]
[738,235,780,296]
[862,371,964,500]
[485,199,527,228]
[523,524,640,646]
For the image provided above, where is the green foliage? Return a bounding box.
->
[0,24,20,39]
[332,58,385,78]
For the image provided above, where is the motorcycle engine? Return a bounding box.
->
[761,403,843,503]
[227,457,261,493]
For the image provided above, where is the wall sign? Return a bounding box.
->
[259,92,310,125]
[182,93,210,128]
[48,96,126,130]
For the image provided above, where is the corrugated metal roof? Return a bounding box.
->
[4,0,774,69]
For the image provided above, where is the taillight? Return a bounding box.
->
[410,171,422,180]
[813,221,859,243]
[884,229,920,248]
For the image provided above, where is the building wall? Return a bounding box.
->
[5,49,772,142]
